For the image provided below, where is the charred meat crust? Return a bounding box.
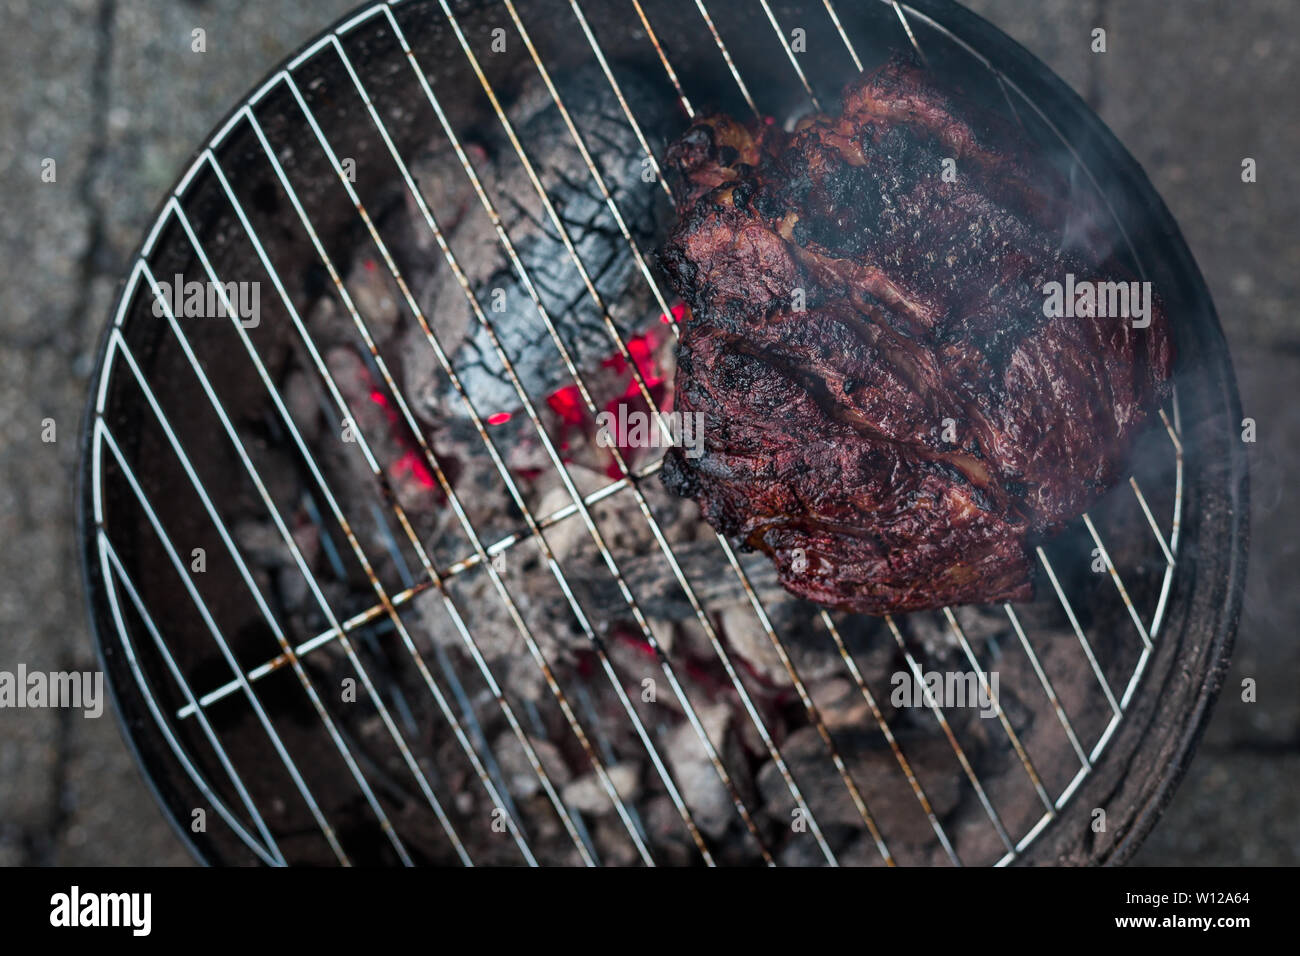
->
[658,55,1174,615]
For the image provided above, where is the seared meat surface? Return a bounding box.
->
[658,56,1174,614]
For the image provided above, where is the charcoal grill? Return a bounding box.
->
[79,0,1248,866]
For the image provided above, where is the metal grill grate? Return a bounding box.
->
[86,0,1190,867]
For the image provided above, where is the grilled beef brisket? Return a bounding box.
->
[658,56,1174,614]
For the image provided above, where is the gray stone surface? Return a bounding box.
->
[0,0,1295,866]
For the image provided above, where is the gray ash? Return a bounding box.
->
[399,64,677,434]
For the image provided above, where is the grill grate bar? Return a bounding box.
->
[99,534,286,866]
[821,0,864,71]
[943,608,1055,816]
[567,0,675,200]
[885,614,1017,856]
[95,410,354,865]
[1159,408,1186,559]
[1083,514,1154,650]
[1003,604,1092,770]
[302,491,349,580]
[363,499,530,832]
[630,0,695,118]
[1037,546,1122,716]
[891,1,930,66]
[758,0,823,110]
[691,0,758,117]
[819,611,963,865]
[168,172,555,867]
[177,583,423,717]
[1130,478,1176,567]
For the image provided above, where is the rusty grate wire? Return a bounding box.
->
[88,0,1185,867]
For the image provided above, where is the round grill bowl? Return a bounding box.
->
[79,0,1247,866]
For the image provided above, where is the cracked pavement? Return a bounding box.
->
[0,0,1295,865]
